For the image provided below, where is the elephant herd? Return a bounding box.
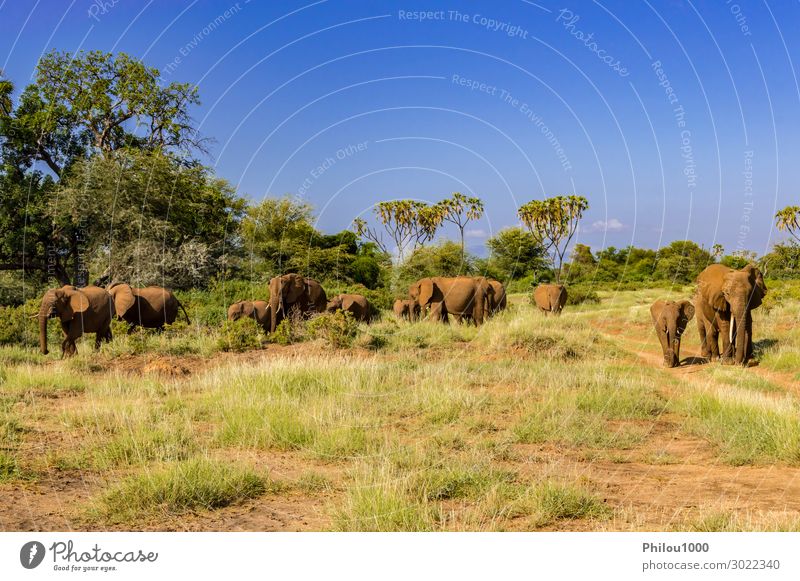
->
[650,263,768,367]
[227,273,372,332]
[36,263,766,368]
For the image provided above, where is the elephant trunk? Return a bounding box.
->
[38,299,52,355]
[731,307,749,365]
[270,296,279,333]
[666,317,679,367]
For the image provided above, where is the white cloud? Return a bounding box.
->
[464,229,488,239]
[583,218,625,233]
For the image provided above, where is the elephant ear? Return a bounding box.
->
[111,284,135,317]
[418,278,435,307]
[700,277,727,311]
[679,300,695,322]
[67,289,90,315]
[284,275,305,302]
[241,302,255,317]
[749,267,767,309]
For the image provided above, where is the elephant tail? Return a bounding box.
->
[177,300,191,325]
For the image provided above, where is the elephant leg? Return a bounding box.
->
[127,324,137,335]
[655,327,670,366]
[707,325,721,360]
[61,337,77,358]
[697,318,710,359]
[718,318,734,364]
[719,319,734,365]
[744,312,754,364]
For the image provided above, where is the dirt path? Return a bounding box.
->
[583,325,800,530]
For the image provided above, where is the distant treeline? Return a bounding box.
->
[1,50,797,306]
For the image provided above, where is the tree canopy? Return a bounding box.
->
[518,195,588,282]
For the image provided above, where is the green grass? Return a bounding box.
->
[513,365,663,449]
[1,290,798,532]
[686,510,800,532]
[95,458,268,522]
[0,451,21,481]
[679,387,800,465]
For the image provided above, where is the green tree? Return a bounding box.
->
[518,195,589,282]
[50,149,245,288]
[2,50,202,177]
[354,200,442,263]
[0,51,209,286]
[652,240,714,284]
[485,227,545,280]
[775,205,800,243]
[241,197,317,273]
[760,241,800,278]
[396,240,474,292]
[435,192,484,263]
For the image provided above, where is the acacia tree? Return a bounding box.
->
[775,206,800,243]
[435,192,484,263]
[353,200,441,263]
[517,195,589,282]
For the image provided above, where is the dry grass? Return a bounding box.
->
[1,290,799,531]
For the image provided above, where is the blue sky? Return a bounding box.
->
[1,0,798,256]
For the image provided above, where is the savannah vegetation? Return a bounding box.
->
[0,51,799,531]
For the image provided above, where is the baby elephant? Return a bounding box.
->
[228,300,272,332]
[326,293,371,322]
[393,299,419,322]
[650,299,695,368]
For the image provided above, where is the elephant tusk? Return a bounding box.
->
[729,315,735,344]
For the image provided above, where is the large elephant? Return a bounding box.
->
[268,273,327,332]
[409,276,493,325]
[694,264,766,365]
[228,300,272,331]
[393,299,419,322]
[39,285,114,357]
[108,283,190,330]
[650,299,695,368]
[488,279,507,315]
[534,284,567,315]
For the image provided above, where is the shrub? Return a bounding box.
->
[0,300,39,347]
[217,318,264,352]
[566,286,600,305]
[97,459,267,521]
[269,317,302,345]
[306,311,359,348]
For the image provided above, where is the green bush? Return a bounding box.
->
[566,286,601,306]
[217,318,264,352]
[269,318,302,345]
[306,311,359,348]
[0,300,40,347]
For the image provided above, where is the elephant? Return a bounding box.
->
[694,263,767,366]
[488,279,507,315]
[534,284,567,315]
[268,273,327,332]
[650,299,695,368]
[227,300,272,331]
[326,293,371,322]
[393,299,419,322]
[409,276,493,325]
[108,283,190,331]
[38,285,115,357]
